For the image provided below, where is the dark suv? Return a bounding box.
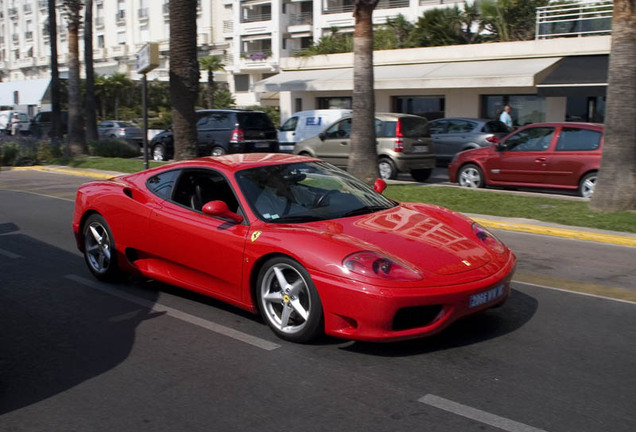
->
[150,109,278,161]
[30,111,68,138]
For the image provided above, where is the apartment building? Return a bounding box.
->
[0,0,612,124]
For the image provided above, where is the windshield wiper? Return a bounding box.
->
[342,206,390,217]
[271,215,326,223]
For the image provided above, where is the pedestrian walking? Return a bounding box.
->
[499,104,513,129]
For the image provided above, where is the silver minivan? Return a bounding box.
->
[293,113,435,182]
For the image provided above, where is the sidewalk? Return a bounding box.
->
[8,165,636,248]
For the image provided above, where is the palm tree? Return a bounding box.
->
[105,73,133,120]
[63,0,86,156]
[199,55,225,109]
[347,0,380,185]
[590,0,636,212]
[169,0,199,160]
[48,0,62,142]
[84,0,98,141]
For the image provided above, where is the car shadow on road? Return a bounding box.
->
[341,287,538,356]
[0,232,159,415]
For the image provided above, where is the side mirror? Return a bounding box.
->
[374,179,387,194]
[318,132,326,141]
[496,142,507,151]
[202,201,244,223]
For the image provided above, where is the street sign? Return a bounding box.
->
[136,43,159,74]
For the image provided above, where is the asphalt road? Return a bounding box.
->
[1,170,635,432]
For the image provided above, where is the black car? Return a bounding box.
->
[150,109,279,161]
[30,111,68,138]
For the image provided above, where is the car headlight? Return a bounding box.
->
[343,251,423,281]
[472,223,506,254]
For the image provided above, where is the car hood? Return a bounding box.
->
[258,203,505,285]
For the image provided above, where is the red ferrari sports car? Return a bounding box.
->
[73,154,516,343]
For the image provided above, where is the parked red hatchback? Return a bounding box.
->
[448,122,603,198]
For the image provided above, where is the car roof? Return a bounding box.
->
[141,153,318,176]
[519,122,604,130]
[431,118,494,123]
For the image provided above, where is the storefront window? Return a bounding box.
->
[482,95,546,127]
[317,97,352,109]
[566,96,605,123]
[392,96,444,120]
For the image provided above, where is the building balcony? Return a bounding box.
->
[242,50,272,61]
[323,1,353,15]
[16,58,36,68]
[536,0,613,39]
[116,10,126,24]
[110,45,129,58]
[241,13,272,23]
[376,0,410,9]
[289,12,312,26]
[223,20,234,34]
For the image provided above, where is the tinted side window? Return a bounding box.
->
[483,121,509,133]
[208,113,234,129]
[147,169,180,200]
[429,120,447,134]
[237,113,274,130]
[448,120,474,133]
[324,118,352,139]
[556,128,602,151]
[280,116,298,132]
[171,169,239,213]
[505,127,555,152]
[399,116,429,138]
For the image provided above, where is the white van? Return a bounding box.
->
[278,109,351,152]
[0,111,31,135]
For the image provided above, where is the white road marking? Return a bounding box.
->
[418,394,549,432]
[66,274,281,351]
[0,247,22,258]
[514,280,636,306]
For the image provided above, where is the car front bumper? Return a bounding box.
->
[311,254,516,342]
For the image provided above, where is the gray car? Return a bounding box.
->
[429,118,510,164]
[293,113,435,182]
[98,120,144,149]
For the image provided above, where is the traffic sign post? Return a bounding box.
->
[136,43,159,169]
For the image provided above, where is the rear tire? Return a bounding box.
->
[458,164,484,188]
[83,214,120,281]
[378,158,397,180]
[410,169,432,183]
[578,172,597,198]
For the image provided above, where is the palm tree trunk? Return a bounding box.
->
[207,69,215,109]
[65,1,86,156]
[169,0,199,160]
[347,1,379,185]
[84,0,99,142]
[48,0,62,143]
[589,0,636,212]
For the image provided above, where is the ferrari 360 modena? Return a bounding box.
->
[73,153,516,343]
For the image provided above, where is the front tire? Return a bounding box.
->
[458,163,485,188]
[256,257,323,343]
[578,172,597,198]
[83,214,120,281]
[378,158,397,180]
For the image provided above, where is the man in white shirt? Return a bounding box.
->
[499,104,513,129]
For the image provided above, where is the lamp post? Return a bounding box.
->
[136,43,159,170]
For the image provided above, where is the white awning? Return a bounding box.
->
[0,78,51,106]
[253,57,562,92]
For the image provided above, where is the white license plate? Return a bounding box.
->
[254,142,271,148]
[469,284,504,308]
[412,145,428,153]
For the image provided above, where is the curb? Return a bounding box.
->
[8,165,636,248]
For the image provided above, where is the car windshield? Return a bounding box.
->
[236,161,397,223]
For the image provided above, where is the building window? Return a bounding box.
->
[317,97,352,109]
[117,30,126,45]
[97,34,104,48]
[235,74,250,92]
[566,96,605,123]
[482,95,546,127]
[392,96,444,120]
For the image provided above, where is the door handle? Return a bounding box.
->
[535,157,547,163]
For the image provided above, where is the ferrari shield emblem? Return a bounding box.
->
[251,231,262,242]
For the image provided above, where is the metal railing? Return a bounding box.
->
[241,50,272,61]
[289,12,313,26]
[376,0,410,10]
[241,13,272,23]
[323,4,354,14]
[536,0,613,39]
